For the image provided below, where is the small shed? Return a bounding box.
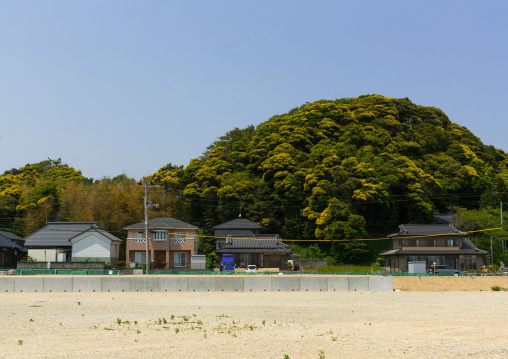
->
[408,261,427,274]
[191,255,206,270]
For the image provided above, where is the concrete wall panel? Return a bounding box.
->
[327,277,349,291]
[300,277,328,291]
[348,277,370,291]
[159,276,188,291]
[369,276,393,291]
[243,276,272,291]
[187,276,215,292]
[44,277,73,292]
[272,276,300,292]
[0,277,15,292]
[101,277,131,292]
[15,277,44,293]
[130,277,159,292]
[215,277,244,292]
[73,277,102,292]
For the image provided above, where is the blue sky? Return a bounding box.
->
[2,1,507,180]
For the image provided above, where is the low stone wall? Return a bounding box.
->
[0,275,393,293]
[17,262,105,270]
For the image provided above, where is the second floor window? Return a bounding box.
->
[174,233,186,243]
[154,230,167,241]
[446,239,456,247]
[425,239,436,247]
[135,232,146,243]
[409,239,419,247]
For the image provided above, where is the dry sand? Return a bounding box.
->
[2,277,508,359]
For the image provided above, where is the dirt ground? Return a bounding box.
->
[393,275,508,291]
[1,277,508,359]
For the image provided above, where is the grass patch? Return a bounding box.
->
[491,286,507,291]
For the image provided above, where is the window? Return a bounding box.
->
[446,239,456,247]
[459,255,477,270]
[135,232,146,243]
[425,239,436,247]
[154,230,167,241]
[409,239,419,247]
[134,252,146,266]
[174,252,186,267]
[174,233,186,244]
[427,256,445,266]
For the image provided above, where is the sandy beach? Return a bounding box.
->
[1,287,508,359]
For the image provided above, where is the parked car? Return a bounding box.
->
[246,265,258,273]
[430,265,462,275]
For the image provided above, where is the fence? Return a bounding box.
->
[0,275,393,292]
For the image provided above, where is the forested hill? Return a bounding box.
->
[152,95,508,261]
[2,95,508,264]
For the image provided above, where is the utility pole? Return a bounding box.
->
[491,236,494,266]
[144,182,149,275]
[141,180,158,275]
[502,202,506,263]
[501,201,503,225]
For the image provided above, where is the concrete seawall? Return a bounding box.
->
[0,275,393,293]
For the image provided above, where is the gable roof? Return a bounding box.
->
[24,222,100,248]
[0,229,24,243]
[388,224,466,237]
[0,236,26,251]
[215,238,293,254]
[212,218,265,231]
[70,228,122,244]
[124,217,198,231]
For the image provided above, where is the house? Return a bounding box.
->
[213,218,293,269]
[0,229,26,268]
[380,224,488,272]
[124,217,199,269]
[23,222,121,264]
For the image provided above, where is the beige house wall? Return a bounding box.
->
[392,235,465,250]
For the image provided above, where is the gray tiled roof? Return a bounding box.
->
[0,229,24,242]
[0,235,26,251]
[212,218,265,230]
[380,238,488,256]
[70,228,122,243]
[95,229,122,242]
[388,224,466,237]
[215,238,292,254]
[385,248,488,255]
[123,217,198,230]
[24,222,100,248]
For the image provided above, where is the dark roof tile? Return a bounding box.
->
[124,217,198,230]
[212,218,265,230]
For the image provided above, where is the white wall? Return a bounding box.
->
[28,249,57,262]
[72,233,110,258]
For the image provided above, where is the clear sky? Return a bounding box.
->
[2,1,507,180]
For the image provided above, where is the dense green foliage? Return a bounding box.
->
[152,95,508,263]
[3,95,508,264]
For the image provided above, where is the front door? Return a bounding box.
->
[446,258,456,269]
[155,251,166,269]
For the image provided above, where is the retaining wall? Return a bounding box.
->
[0,275,393,293]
